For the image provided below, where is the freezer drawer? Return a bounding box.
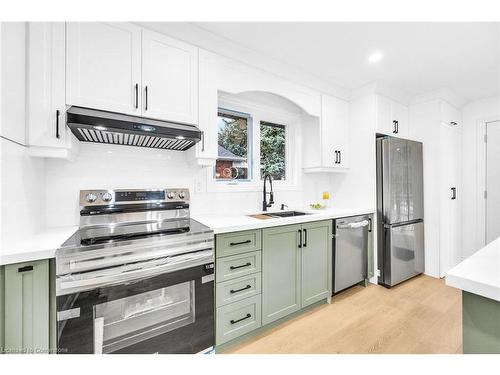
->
[383,220,424,287]
[333,215,369,293]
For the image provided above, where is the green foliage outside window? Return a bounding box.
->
[260,122,286,180]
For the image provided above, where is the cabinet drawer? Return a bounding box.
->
[216,273,261,307]
[216,230,261,258]
[216,295,262,345]
[216,251,261,283]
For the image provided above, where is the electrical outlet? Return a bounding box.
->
[194,178,203,193]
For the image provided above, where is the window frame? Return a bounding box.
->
[207,93,300,193]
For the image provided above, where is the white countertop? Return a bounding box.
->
[446,237,500,302]
[0,226,78,266]
[194,207,375,234]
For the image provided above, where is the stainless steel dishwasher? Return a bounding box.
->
[333,215,371,294]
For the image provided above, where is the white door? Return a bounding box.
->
[486,120,500,244]
[439,122,461,277]
[141,29,198,124]
[320,94,349,168]
[28,22,67,148]
[66,22,142,115]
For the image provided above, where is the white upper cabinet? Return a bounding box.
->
[376,95,409,138]
[193,49,218,165]
[28,22,68,149]
[1,22,26,145]
[320,94,349,169]
[303,94,350,173]
[141,29,198,124]
[66,22,142,116]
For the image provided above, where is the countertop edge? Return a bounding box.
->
[446,273,500,302]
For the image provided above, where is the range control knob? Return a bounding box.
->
[85,193,97,203]
[102,192,113,202]
[178,191,186,199]
[167,191,176,199]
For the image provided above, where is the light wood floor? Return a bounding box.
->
[225,275,462,354]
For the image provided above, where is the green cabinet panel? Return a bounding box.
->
[216,251,261,283]
[0,266,4,349]
[216,272,261,307]
[301,221,332,307]
[4,260,50,354]
[463,291,500,354]
[262,224,301,325]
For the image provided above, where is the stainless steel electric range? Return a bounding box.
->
[55,188,214,354]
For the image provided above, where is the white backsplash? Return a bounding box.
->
[44,142,340,227]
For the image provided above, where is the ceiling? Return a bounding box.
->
[193,22,500,103]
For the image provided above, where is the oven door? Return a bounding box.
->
[56,262,214,354]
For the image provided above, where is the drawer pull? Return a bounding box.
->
[18,265,34,273]
[230,313,251,325]
[230,262,252,270]
[230,284,251,294]
[229,239,252,246]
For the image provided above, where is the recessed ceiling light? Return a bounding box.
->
[368,51,383,64]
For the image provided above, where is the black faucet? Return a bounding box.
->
[262,173,274,211]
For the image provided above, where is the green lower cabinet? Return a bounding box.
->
[463,291,500,354]
[300,221,332,307]
[262,224,302,325]
[2,260,51,354]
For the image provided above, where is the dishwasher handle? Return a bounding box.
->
[336,220,370,230]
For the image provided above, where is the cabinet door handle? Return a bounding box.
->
[303,228,307,247]
[368,217,372,232]
[393,120,398,134]
[230,313,251,324]
[56,110,60,139]
[229,239,251,246]
[144,85,148,111]
[334,150,338,164]
[230,262,252,270]
[451,187,456,200]
[338,151,342,164]
[18,265,33,273]
[230,285,252,294]
[134,83,139,109]
[298,229,302,248]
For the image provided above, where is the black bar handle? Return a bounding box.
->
[396,120,399,133]
[230,262,251,270]
[230,313,251,325]
[55,110,60,139]
[144,85,148,111]
[338,151,341,164]
[393,120,398,134]
[303,229,307,247]
[298,229,302,248]
[451,187,456,200]
[135,83,138,109]
[230,239,251,246]
[18,265,33,273]
[368,217,372,232]
[334,150,338,164]
[230,285,252,294]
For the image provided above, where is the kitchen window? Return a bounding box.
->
[215,110,252,181]
[209,94,298,191]
[260,121,286,181]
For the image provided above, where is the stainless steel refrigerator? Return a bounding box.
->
[376,136,425,287]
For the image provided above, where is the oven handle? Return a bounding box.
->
[57,250,214,296]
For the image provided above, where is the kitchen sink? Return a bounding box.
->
[268,211,309,218]
[248,211,310,219]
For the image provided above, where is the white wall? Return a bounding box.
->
[0,139,46,251]
[461,95,500,258]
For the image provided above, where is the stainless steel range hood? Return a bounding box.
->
[67,106,202,151]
